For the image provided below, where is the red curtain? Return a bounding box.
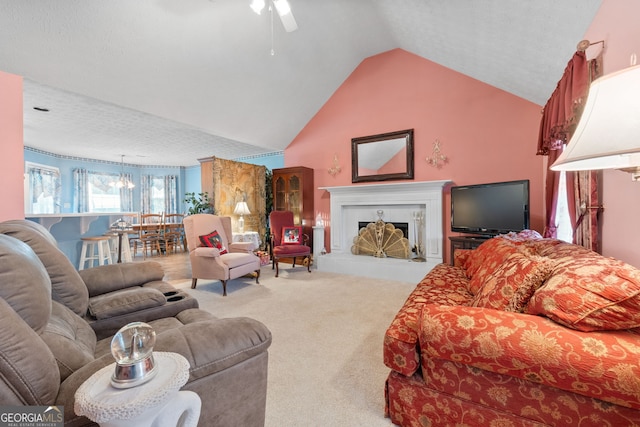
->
[573,57,604,252]
[537,51,602,249]
[537,51,590,156]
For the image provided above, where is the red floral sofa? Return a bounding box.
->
[384,231,640,426]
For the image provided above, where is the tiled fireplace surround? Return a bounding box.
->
[317,180,450,283]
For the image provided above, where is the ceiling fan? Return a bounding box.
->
[250,0,298,33]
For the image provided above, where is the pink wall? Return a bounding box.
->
[582,0,640,267]
[0,71,24,221]
[285,49,543,262]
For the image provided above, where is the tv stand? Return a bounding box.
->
[449,235,490,265]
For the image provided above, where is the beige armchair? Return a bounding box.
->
[183,214,261,296]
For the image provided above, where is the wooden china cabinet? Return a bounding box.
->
[272,166,314,251]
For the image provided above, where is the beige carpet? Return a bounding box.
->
[169,263,416,427]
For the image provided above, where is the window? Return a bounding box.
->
[73,168,134,213]
[141,175,178,214]
[24,162,61,214]
[555,171,573,243]
[88,172,121,212]
[150,177,165,213]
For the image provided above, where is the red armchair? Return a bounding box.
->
[269,211,311,277]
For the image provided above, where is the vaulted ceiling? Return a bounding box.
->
[0,0,602,166]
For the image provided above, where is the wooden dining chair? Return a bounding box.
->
[136,213,164,259]
[163,213,185,254]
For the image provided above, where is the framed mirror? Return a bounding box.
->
[351,129,414,183]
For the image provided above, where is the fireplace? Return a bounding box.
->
[317,180,451,283]
[357,221,408,239]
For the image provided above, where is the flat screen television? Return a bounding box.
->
[451,179,530,236]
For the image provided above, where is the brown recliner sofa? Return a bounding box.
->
[0,219,199,339]
[0,221,272,426]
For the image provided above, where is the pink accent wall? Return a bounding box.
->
[0,71,24,221]
[582,0,640,268]
[285,49,543,262]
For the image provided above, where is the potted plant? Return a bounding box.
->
[184,192,214,215]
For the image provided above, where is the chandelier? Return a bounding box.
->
[114,155,135,189]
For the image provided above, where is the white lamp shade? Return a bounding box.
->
[233,201,251,215]
[551,65,640,172]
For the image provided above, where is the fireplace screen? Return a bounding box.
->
[351,219,410,259]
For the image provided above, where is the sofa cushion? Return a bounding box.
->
[0,220,89,317]
[88,287,167,320]
[0,235,51,334]
[526,251,640,331]
[41,301,97,381]
[469,252,554,312]
[452,248,472,268]
[79,261,165,297]
[525,239,594,259]
[464,237,521,294]
[0,298,60,405]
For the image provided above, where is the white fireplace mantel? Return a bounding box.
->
[317,180,451,283]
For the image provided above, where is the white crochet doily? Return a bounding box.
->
[74,352,191,423]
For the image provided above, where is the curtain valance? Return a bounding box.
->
[537,51,589,155]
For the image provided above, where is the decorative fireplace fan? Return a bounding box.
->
[351,220,410,259]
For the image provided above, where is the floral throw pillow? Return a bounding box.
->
[464,237,520,294]
[469,251,554,312]
[199,230,228,254]
[526,254,640,331]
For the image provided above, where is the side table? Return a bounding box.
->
[74,352,201,427]
[233,231,261,250]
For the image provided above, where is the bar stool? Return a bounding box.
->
[106,231,133,263]
[79,236,114,270]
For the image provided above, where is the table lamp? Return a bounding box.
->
[234,201,251,233]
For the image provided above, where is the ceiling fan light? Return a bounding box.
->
[273,0,297,32]
[273,0,291,16]
[250,0,265,15]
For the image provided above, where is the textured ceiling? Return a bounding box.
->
[0,0,602,166]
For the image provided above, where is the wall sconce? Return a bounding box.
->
[426,139,448,168]
[328,154,342,177]
[551,65,640,180]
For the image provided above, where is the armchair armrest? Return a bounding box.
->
[419,304,640,409]
[194,247,222,258]
[154,316,272,379]
[88,287,167,320]
[79,262,164,297]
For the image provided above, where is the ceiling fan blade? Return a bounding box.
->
[273,0,298,32]
[278,12,297,32]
